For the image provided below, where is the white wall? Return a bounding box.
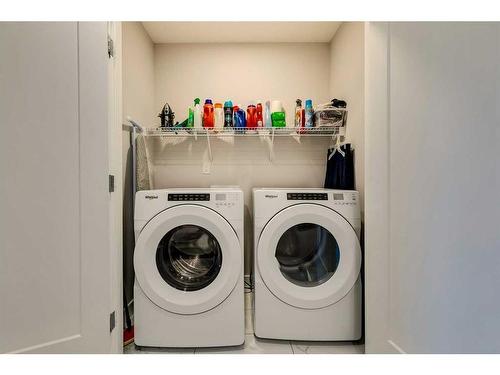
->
[122,22,156,126]
[365,22,500,353]
[154,43,331,126]
[329,22,365,214]
[121,22,155,303]
[150,42,332,274]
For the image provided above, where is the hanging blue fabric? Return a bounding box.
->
[324,143,355,190]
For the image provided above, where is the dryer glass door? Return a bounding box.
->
[257,204,361,310]
[275,223,340,288]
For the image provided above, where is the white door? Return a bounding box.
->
[0,22,118,353]
[365,22,500,353]
[257,204,361,309]
[134,205,242,314]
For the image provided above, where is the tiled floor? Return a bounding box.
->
[124,292,364,355]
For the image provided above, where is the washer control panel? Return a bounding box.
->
[168,193,210,201]
[287,192,328,201]
[214,192,239,208]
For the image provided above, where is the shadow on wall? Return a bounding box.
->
[244,204,254,278]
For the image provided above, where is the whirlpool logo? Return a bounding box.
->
[145,195,159,200]
[264,194,278,199]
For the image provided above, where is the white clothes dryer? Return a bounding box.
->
[253,188,362,341]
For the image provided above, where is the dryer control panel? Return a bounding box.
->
[287,192,328,200]
[332,192,358,206]
[284,191,358,206]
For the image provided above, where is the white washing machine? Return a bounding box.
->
[253,188,362,341]
[134,188,244,348]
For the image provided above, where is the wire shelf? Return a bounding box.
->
[142,127,343,137]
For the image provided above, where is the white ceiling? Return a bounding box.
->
[142,22,341,44]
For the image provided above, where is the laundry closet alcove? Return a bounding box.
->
[121,21,365,353]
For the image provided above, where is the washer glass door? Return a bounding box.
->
[156,224,223,292]
[134,205,242,315]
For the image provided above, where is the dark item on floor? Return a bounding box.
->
[124,326,134,347]
[123,288,132,330]
[324,144,355,190]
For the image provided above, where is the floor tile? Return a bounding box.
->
[195,334,293,354]
[290,341,364,354]
[124,343,195,354]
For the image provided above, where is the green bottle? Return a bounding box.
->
[187,106,194,128]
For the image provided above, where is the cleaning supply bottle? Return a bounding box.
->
[214,102,224,130]
[240,107,247,131]
[203,99,214,128]
[295,99,303,128]
[264,101,272,128]
[305,99,314,128]
[256,101,263,127]
[271,111,286,127]
[193,98,202,129]
[232,104,239,126]
[270,100,286,127]
[234,105,246,132]
[187,106,194,128]
[246,102,257,129]
[224,100,233,127]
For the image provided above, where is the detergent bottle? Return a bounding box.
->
[214,103,224,130]
[246,102,257,129]
[203,99,214,128]
[224,100,233,127]
[256,101,263,127]
[295,99,303,128]
[305,99,314,128]
[233,105,246,132]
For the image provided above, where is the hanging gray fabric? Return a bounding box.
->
[123,123,152,327]
[136,133,152,191]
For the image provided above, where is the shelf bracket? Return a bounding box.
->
[205,129,213,162]
[268,128,275,162]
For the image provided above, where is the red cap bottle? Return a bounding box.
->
[203,99,214,128]
[247,104,257,129]
[256,103,263,127]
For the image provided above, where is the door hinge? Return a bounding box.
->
[110,311,116,333]
[109,174,115,193]
[107,36,114,58]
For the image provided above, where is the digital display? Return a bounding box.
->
[287,193,328,201]
[215,193,226,201]
[333,193,344,201]
[168,193,210,201]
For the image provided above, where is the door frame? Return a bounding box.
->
[364,22,401,353]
